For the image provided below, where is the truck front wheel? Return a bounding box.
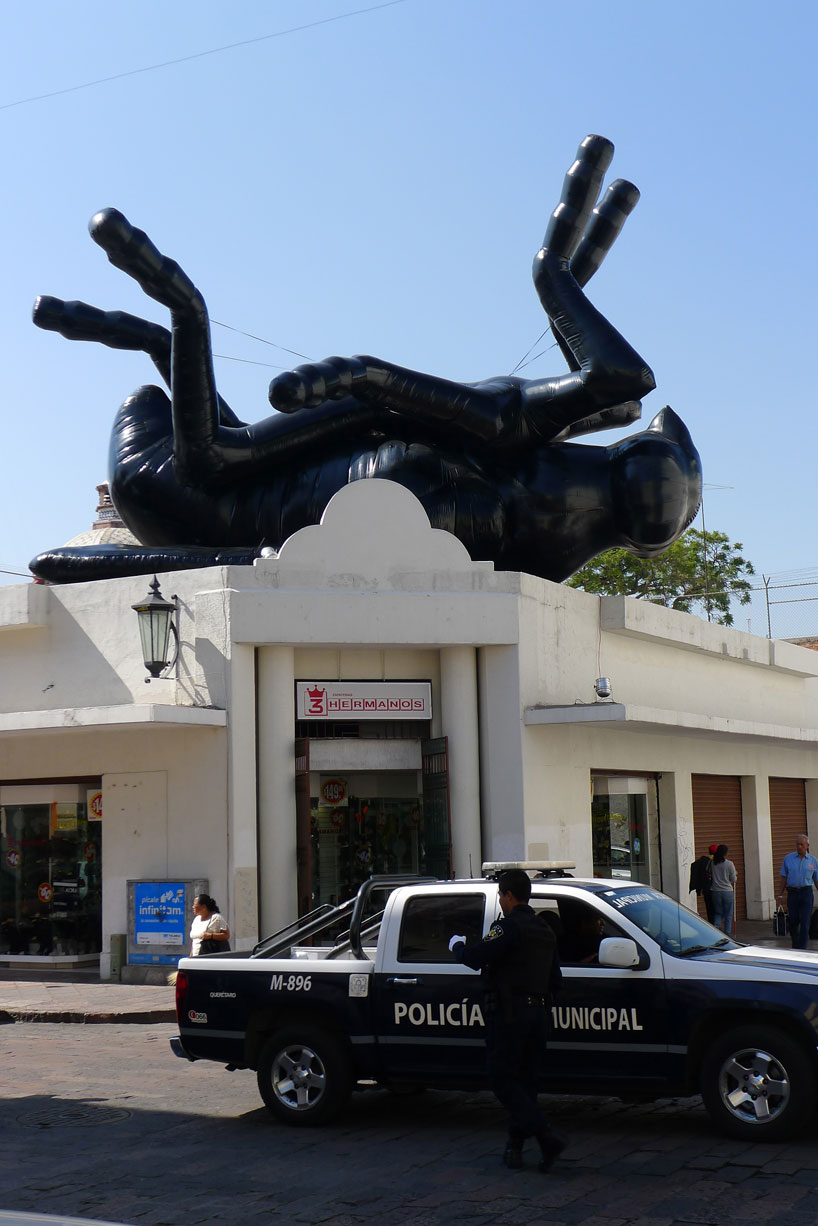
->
[257,1025,352,1125]
[700,1024,815,1141]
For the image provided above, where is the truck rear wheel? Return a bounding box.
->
[700,1024,815,1141]
[257,1025,352,1126]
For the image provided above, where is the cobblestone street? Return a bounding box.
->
[2,1020,818,1226]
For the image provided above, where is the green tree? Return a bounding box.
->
[566,529,756,626]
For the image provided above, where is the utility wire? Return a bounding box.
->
[213,353,290,370]
[1,4,403,370]
[211,319,312,362]
[763,565,818,583]
[0,0,409,112]
[514,338,560,373]
[509,326,551,376]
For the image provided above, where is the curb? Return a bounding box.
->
[0,1008,176,1024]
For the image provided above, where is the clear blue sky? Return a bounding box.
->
[2,0,816,632]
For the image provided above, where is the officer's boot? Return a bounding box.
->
[536,1129,566,1173]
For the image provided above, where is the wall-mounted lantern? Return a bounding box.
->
[132,576,178,681]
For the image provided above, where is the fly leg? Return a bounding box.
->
[527,135,656,430]
[87,209,224,481]
[32,296,243,427]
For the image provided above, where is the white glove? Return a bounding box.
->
[448,935,466,952]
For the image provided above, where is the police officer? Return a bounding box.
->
[449,867,565,1172]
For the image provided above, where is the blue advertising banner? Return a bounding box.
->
[131,881,187,965]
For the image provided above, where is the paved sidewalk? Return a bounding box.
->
[0,978,176,1023]
[0,919,798,1025]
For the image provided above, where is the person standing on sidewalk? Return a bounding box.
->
[710,845,737,934]
[448,868,565,1173]
[189,894,230,956]
[777,835,818,950]
[689,845,717,924]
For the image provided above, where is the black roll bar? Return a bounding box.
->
[347,875,436,960]
[251,874,437,960]
[251,898,355,958]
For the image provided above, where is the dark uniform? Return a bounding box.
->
[453,903,562,1161]
[689,854,714,924]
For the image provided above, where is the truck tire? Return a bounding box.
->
[257,1025,352,1126]
[700,1024,815,1141]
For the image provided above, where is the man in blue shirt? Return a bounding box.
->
[777,835,818,949]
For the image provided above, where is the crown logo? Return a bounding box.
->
[305,685,327,714]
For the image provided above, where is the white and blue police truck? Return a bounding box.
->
[171,865,818,1141]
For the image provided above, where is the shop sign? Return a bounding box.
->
[320,779,347,805]
[296,681,432,721]
[133,882,186,948]
[87,790,103,821]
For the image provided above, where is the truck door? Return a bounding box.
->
[372,890,489,1084]
[534,892,669,1086]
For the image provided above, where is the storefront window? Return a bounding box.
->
[591,775,660,888]
[0,800,102,956]
[310,796,424,906]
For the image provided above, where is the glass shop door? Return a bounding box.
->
[0,801,102,956]
[591,775,660,888]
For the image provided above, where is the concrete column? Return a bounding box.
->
[440,646,482,877]
[257,645,296,935]
[805,779,818,846]
[228,644,259,949]
[477,646,525,864]
[657,771,691,903]
[741,774,772,919]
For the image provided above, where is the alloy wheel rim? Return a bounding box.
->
[272,1043,327,1112]
[718,1046,790,1124]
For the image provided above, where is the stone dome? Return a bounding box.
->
[63,484,139,547]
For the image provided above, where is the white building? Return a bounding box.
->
[1,480,817,977]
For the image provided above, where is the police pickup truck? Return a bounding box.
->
[171,866,818,1141]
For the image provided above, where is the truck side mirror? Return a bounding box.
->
[598,937,641,969]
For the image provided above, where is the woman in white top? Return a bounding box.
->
[189,893,230,956]
[709,844,737,934]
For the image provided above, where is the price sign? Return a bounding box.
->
[320,779,347,805]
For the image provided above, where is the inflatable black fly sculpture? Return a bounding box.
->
[30,135,701,583]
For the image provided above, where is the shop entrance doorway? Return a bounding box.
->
[590,774,661,888]
[311,795,424,907]
[295,739,451,913]
[0,786,102,958]
[770,777,807,898]
[691,773,746,923]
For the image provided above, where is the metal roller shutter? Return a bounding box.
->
[770,778,807,894]
[691,774,745,922]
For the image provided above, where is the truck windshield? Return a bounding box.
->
[600,887,739,956]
